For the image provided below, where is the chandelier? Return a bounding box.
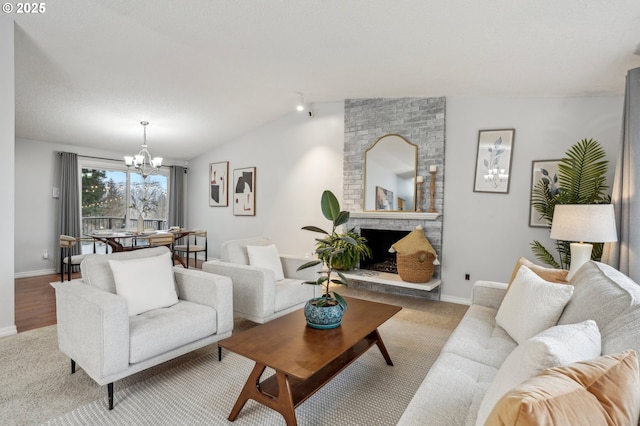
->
[124,121,163,178]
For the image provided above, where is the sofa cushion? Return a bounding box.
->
[81,246,170,293]
[247,244,285,281]
[129,300,217,364]
[558,261,640,356]
[398,351,499,426]
[496,266,574,344]
[274,279,317,313]
[442,304,517,369]
[475,320,601,426]
[485,350,640,426]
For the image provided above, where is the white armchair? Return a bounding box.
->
[52,246,233,410]
[202,237,321,323]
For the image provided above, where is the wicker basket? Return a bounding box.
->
[396,251,435,283]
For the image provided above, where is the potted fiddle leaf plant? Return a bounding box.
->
[297,190,358,329]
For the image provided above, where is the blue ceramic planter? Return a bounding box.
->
[304,297,346,329]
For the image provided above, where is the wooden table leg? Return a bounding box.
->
[228,363,266,421]
[228,363,298,425]
[372,329,394,366]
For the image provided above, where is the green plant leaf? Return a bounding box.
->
[321,190,341,222]
[333,292,348,311]
[530,241,560,268]
[334,210,350,227]
[302,225,329,235]
[296,260,321,271]
[336,271,350,285]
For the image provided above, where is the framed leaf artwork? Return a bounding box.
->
[473,129,515,194]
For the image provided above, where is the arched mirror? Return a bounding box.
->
[364,134,418,211]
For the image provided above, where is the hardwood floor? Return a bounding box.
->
[14,272,72,333]
[15,257,204,333]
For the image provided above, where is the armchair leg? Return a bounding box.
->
[71,359,76,374]
[218,346,222,361]
[108,383,114,410]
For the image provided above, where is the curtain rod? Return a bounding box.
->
[75,154,175,170]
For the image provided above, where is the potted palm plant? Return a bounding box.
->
[530,138,610,268]
[297,190,364,329]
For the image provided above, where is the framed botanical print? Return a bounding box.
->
[473,129,515,194]
[529,159,560,227]
[233,167,256,216]
[209,161,229,207]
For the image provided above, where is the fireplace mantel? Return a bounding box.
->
[350,211,441,220]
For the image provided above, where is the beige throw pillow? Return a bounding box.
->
[508,257,569,289]
[485,350,640,426]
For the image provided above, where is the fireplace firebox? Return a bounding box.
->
[359,228,410,274]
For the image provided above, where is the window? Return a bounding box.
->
[80,158,169,237]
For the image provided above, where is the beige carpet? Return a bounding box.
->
[1,289,467,425]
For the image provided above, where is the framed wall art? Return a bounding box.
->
[233,167,256,216]
[529,159,560,227]
[473,129,515,194]
[209,161,229,207]
[375,186,394,210]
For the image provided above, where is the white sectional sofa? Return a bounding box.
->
[398,261,640,425]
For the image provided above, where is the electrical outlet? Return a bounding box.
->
[43,249,48,260]
[464,273,470,281]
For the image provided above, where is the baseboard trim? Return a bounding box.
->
[440,294,471,306]
[0,325,17,337]
[14,268,57,279]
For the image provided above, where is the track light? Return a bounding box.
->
[296,93,305,112]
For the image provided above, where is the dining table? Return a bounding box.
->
[86,229,194,268]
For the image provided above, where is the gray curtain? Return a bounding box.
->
[168,166,186,228]
[57,152,81,272]
[602,67,640,282]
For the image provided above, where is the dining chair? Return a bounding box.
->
[173,230,207,269]
[59,235,90,282]
[146,232,175,249]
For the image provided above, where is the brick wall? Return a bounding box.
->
[343,97,446,289]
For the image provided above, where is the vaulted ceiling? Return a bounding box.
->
[11,0,640,160]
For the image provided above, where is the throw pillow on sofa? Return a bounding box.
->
[484,350,640,425]
[508,257,569,289]
[475,320,601,426]
[247,243,285,281]
[496,266,574,344]
[109,251,179,316]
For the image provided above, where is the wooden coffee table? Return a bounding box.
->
[219,296,401,426]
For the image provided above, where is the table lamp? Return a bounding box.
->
[549,204,617,280]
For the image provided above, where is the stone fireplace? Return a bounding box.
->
[342,97,445,300]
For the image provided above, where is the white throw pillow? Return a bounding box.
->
[496,265,574,344]
[109,252,179,316]
[247,244,285,281]
[475,320,601,426]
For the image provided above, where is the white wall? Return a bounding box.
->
[0,17,15,336]
[187,102,345,259]
[441,96,622,303]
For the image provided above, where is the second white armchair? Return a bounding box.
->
[202,237,321,323]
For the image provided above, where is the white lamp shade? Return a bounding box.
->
[550,204,617,243]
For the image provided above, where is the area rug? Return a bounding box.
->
[37,308,451,425]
